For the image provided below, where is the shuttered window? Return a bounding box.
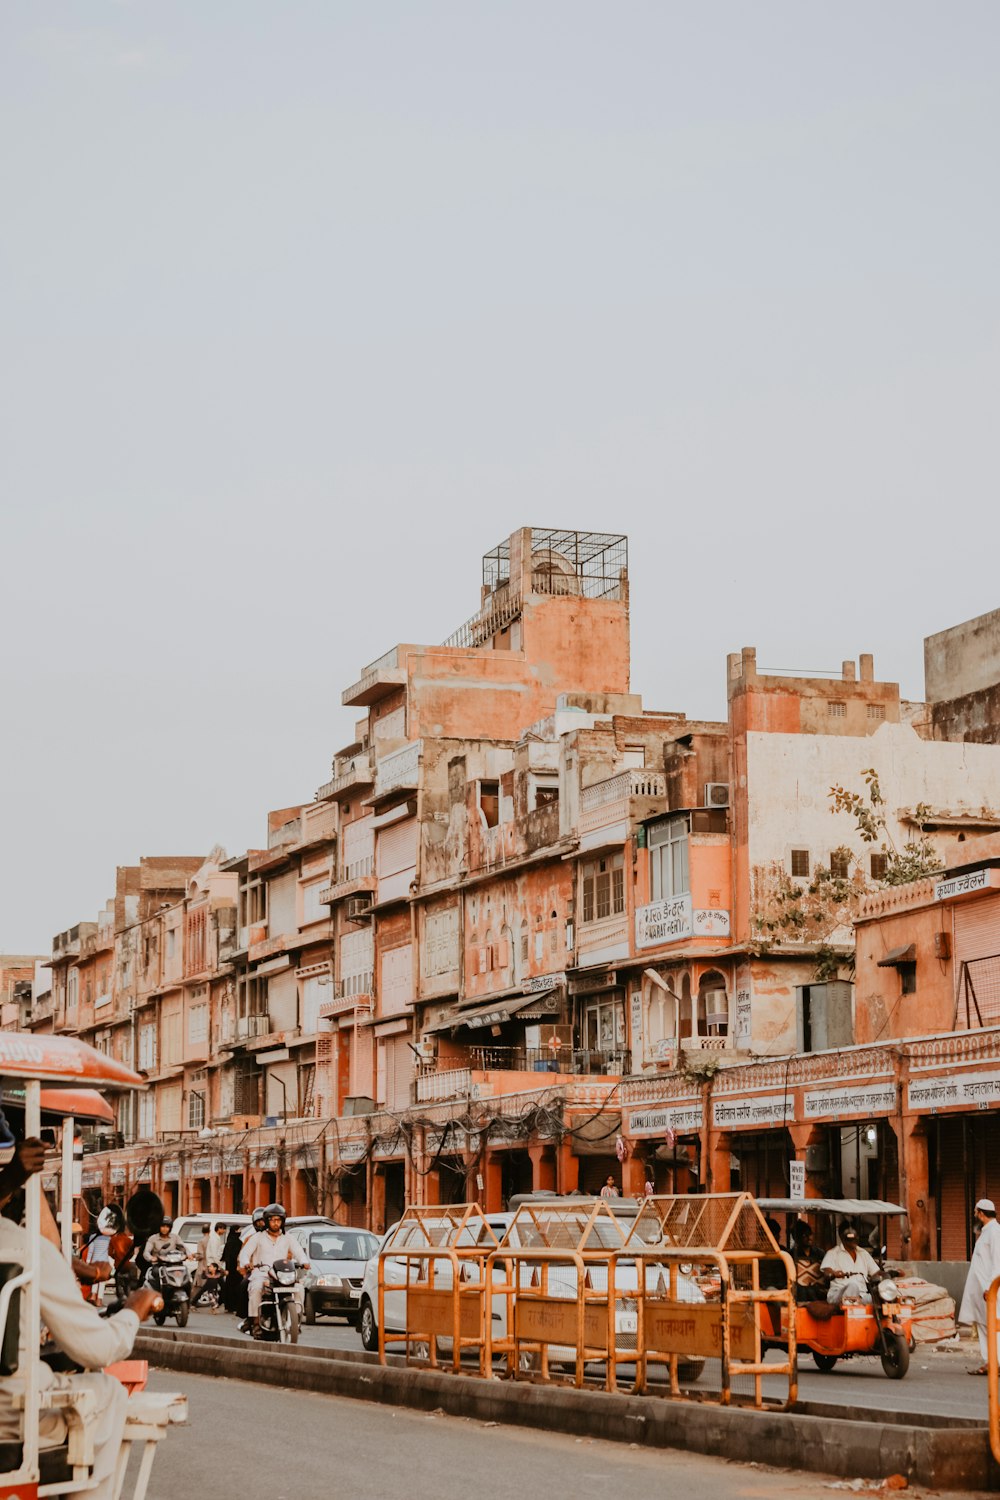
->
[381,944,413,1016]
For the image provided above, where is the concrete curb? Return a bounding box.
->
[136,1331,995,1491]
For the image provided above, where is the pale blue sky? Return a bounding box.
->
[2,2,998,951]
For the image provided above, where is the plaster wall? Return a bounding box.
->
[925,608,1000,702]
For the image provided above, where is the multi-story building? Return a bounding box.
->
[34,535,1000,1264]
[0,955,45,1032]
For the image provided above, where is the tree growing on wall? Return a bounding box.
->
[828,769,943,886]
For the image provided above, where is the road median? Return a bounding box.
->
[136,1329,994,1491]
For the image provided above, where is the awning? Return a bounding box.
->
[877,945,916,967]
[425,989,560,1034]
[759,1198,906,1216]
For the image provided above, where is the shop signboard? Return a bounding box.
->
[636,898,731,949]
[803,1082,896,1119]
[629,1103,702,1137]
[712,1094,792,1129]
[908,1068,1000,1111]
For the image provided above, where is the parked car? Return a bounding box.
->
[285,1221,379,1325]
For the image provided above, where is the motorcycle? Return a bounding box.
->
[147,1249,193,1329]
[256,1260,302,1344]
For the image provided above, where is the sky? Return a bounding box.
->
[1,2,998,953]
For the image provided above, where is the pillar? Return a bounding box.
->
[370,1168,387,1235]
[529,1144,557,1193]
[892,1114,931,1261]
[703,1123,732,1194]
[556,1139,579,1195]
[482,1152,504,1213]
[786,1122,828,1196]
[621,1149,647,1199]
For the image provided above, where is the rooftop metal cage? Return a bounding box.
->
[482,529,628,600]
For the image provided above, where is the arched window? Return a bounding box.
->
[699,970,730,1038]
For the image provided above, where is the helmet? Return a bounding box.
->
[98,1205,125,1236]
[263,1203,286,1224]
[159,1216,173,1232]
[251,1207,267,1227]
[0,1106,15,1168]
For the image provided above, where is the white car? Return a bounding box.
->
[357,1204,705,1381]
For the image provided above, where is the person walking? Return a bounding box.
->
[221,1223,244,1314]
[959,1198,1000,1375]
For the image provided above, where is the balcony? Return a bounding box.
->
[579,769,666,850]
[372,740,421,801]
[319,870,376,906]
[316,752,375,802]
[219,1012,272,1047]
[319,981,373,1020]
[342,647,408,707]
[414,1067,475,1103]
[469,1044,630,1077]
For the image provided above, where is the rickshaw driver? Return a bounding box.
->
[0,1110,164,1500]
[820,1225,880,1305]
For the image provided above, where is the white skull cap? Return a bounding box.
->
[976,1198,996,1213]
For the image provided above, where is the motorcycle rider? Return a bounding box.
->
[821,1224,880,1305]
[238,1204,308,1339]
[143,1216,184,1275]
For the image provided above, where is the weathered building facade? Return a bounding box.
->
[27,528,1000,1262]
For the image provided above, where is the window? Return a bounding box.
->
[829,849,851,880]
[649,816,690,901]
[166,930,176,960]
[581,854,625,924]
[828,701,846,718]
[868,703,885,721]
[187,1089,206,1131]
[520,920,529,966]
[188,1000,208,1044]
[161,1007,182,1066]
[790,849,810,878]
[138,1023,157,1072]
[900,962,917,996]
[300,878,327,927]
[870,853,889,881]
[241,878,267,927]
[137,1091,156,1140]
[185,908,207,975]
[478,780,500,829]
[534,784,559,808]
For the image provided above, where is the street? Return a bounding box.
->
[138,1368,991,1500]
[179,1307,989,1421]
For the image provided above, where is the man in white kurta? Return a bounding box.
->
[238,1208,308,1335]
[820,1226,880,1305]
[959,1199,1000,1373]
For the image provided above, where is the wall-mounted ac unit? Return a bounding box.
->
[416,1036,437,1061]
[345,895,373,921]
[704,783,730,808]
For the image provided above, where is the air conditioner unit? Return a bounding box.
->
[704,783,730,808]
[345,895,373,921]
[416,1036,437,1061]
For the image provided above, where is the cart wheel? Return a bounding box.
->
[812,1351,838,1372]
[880,1331,910,1380]
[678,1359,705,1383]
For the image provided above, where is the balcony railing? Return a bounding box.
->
[579,769,666,846]
[342,647,405,707]
[414,1067,474,1103]
[220,1012,272,1044]
[373,740,421,799]
[469,1044,631,1077]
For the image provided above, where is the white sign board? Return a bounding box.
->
[803,1083,896,1119]
[629,1104,703,1137]
[735,967,752,1047]
[908,1068,1000,1111]
[713,1094,793,1129]
[635,897,731,949]
[934,868,992,902]
[788,1159,806,1198]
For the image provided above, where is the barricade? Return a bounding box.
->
[623,1193,798,1409]
[376,1203,500,1376]
[987,1274,1000,1463]
[487,1198,631,1391]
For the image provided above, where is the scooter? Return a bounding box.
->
[256,1260,302,1344]
[147,1249,193,1329]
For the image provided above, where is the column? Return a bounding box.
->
[528,1144,557,1193]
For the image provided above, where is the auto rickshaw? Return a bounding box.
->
[0,1031,186,1500]
[757,1197,914,1380]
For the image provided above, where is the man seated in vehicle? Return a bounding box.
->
[820,1224,880,1305]
[238,1204,308,1339]
[788,1221,826,1300]
[143,1216,184,1268]
[0,1112,163,1500]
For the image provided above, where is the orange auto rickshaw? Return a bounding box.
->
[758,1197,914,1380]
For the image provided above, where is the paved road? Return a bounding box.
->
[139,1368,989,1500]
[182,1306,989,1421]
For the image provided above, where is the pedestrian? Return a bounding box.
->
[600,1175,619,1200]
[222,1224,244,1314]
[959,1198,1000,1375]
